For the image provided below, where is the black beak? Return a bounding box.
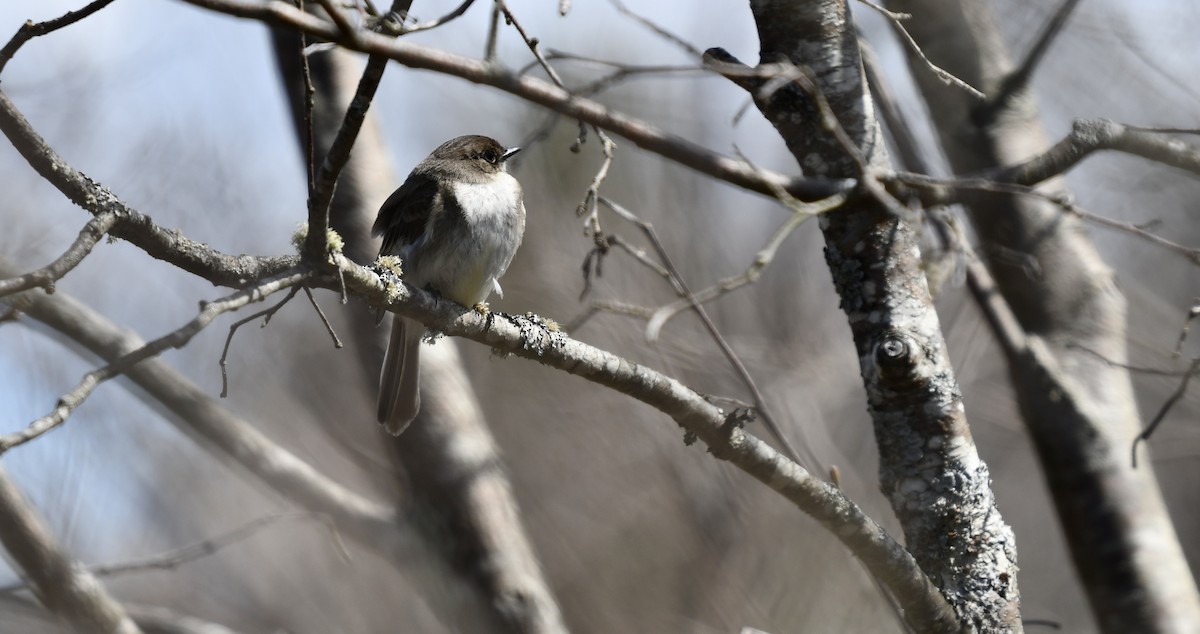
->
[501,146,521,162]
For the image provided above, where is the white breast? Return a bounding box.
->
[452,175,522,222]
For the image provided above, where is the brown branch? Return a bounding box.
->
[865,2,984,99]
[0,466,143,634]
[595,197,818,472]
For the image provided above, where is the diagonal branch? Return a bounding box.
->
[302,0,415,263]
[0,267,309,454]
[0,0,119,75]
[0,465,143,634]
[0,212,118,298]
[976,0,1083,123]
[0,90,958,634]
[178,0,851,201]
[336,254,960,631]
[0,90,298,288]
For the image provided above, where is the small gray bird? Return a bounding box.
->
[372,135,526,435]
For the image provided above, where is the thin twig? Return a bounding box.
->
[0,268,308,454]
[637,148,847,340]
[0,512,325,595]
[0,212,119,298]
[563,300,654,332]
[300,0,317,196]
[977,0,1082,123]
[0,0,119,75]
[303,287,344,348]
[1067,343,1200,377]
[597,197,818,471]
[893,172,1200,268]
[219,286,303,398]
[303,0,415,264]
[1132,357,1200,468]
[607,0,703,58]
[399,0,476,35]
[870,3,985,100]
[317,0,357,37]
[1174,301,1200,357]
[484,1,500,61]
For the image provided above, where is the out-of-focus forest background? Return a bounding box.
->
[0,1,1197,632]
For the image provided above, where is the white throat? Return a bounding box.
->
[452,175,521,221]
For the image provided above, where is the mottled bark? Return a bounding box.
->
[707,1,1021,630]
[889,1,1200,631]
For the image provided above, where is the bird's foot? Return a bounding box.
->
[475,303,496,331]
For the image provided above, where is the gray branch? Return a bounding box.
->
[0,466,143,634]
[889,0,1200,631]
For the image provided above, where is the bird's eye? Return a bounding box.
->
[481,149,499,165]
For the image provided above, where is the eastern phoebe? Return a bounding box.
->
[372,135,526,435]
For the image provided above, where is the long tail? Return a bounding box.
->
[377,315,422,435]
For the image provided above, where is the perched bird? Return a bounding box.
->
[372,135,526,435]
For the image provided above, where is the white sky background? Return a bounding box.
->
[0,0,1197,619]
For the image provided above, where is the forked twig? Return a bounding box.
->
[1131,357,1200,468]
[0,268,308,454]
[219,286,303,398]
[863,1,985,99]
[0,0,118,75]
[0,212,119,298]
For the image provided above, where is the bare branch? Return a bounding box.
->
[638,157,847,341]
[864,2,984,99]
[1132,357,1200,468]
[598,196,829,473]
[173,0,850,201]
[332,252,958,629]
[607,0,703,58]
[316,0,357,37]
[976,0,1083,123]
[0,466,143,634]
[397,0,476,35]
[302,0,414,263]
[0,264,427,572]
[303,287,344,348]
[1175,301,1200,357]
[218,286,303,397]
[0,212,118,298]
[0,0,119,75]
[0,90,298,288]
[0,268,309,454]
[0,513,324,595]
